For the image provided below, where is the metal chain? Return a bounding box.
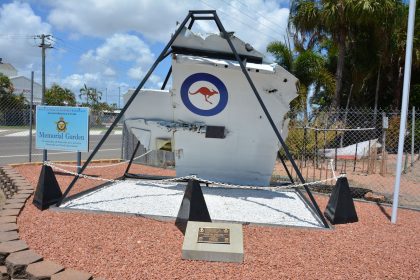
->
[45,161,345,191]
[47,149,154,169]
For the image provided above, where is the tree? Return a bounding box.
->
[45,84,76,106]
[290,0,396,108]
[0,73,25,110]
[79,84,102,106]
[267,41,335,120]
[79,84,116,125]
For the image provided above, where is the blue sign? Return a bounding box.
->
[36,106,89,152]
[180,73,228,116]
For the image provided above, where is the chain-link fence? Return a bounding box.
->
[1,101,419,209]
[274,107,420,209]
[122,107,420,209]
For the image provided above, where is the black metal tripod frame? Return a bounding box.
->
[56,10,329,228]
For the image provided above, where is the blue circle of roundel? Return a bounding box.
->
[180,73,228,116]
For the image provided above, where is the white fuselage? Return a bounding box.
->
[124,54,297,186]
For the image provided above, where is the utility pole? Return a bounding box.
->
[118,86,121,109]
[37,34,52,161]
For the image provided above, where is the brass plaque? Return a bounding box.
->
[197,227,230,244]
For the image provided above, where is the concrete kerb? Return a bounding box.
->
[0,165,100,280]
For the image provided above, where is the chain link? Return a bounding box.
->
[44,161,345,191]
[47,150,154,169]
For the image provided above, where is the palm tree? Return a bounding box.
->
[289,0,396,108]
[267,41,335,121]
[79,84,102,106]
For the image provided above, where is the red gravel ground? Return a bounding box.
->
[13,164,420,279]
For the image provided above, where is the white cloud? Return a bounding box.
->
[0,2,51,72]
[62,73,100,91]
[195,0,290,52]
[47,0,187,42]
[73,33,159,97]
[79,33,155,80]
[103,67,116,76]
[44,0,289,53]
[61,72,130,105]
[127,66,143,80]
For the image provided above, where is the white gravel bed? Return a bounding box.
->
[61,180,324,228]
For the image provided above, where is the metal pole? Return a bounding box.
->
[39,34,51,163]
[118,87,121,109]
[392,0,416,224]
[334,130,338,170]
[125,141,141,175]
[315,126,318,168]
[120,124,124,160]
[381,113,387,175]
[303,127,307,167]
[411,106,415,167]
[77,152,81,173]
[353,142,358,172]
[28,71,34,162]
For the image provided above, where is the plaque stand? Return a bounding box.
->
[182,221,244,263]
[175,179,211,234]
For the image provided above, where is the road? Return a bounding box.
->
[0,134,123,165]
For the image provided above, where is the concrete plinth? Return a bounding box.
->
[181,221,243,263]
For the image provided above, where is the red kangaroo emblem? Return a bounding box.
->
[189,87,219,104]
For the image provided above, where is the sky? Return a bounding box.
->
[0,0,290,106]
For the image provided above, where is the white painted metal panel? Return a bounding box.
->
[124,55,297,186]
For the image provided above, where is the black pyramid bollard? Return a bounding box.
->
[33,165,63,210]
[175,179,211,234]
[324,176,358,224]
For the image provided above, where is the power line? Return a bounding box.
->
[219,0,287,39]
[234,0,290,31]
[199,0,281,43]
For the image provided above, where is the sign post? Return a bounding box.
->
[34,105,89,210]
[36,106,89,152]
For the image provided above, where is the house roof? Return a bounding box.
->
[0,63,18,75]
[9,75,42,86]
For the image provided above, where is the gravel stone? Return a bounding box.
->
[62,181,324,228]
[12,164,420,280]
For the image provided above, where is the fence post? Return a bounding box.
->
[303,127,307,167]
[315,126,318,168]
[411,106,415,167]
[28,71,34,162]
[334,130,338,171]
[381,112,388,176]
[353,142,358,172]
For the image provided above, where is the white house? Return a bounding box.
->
[0,59,42,105]
[9,76,42,105]
[0,60,17,77]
